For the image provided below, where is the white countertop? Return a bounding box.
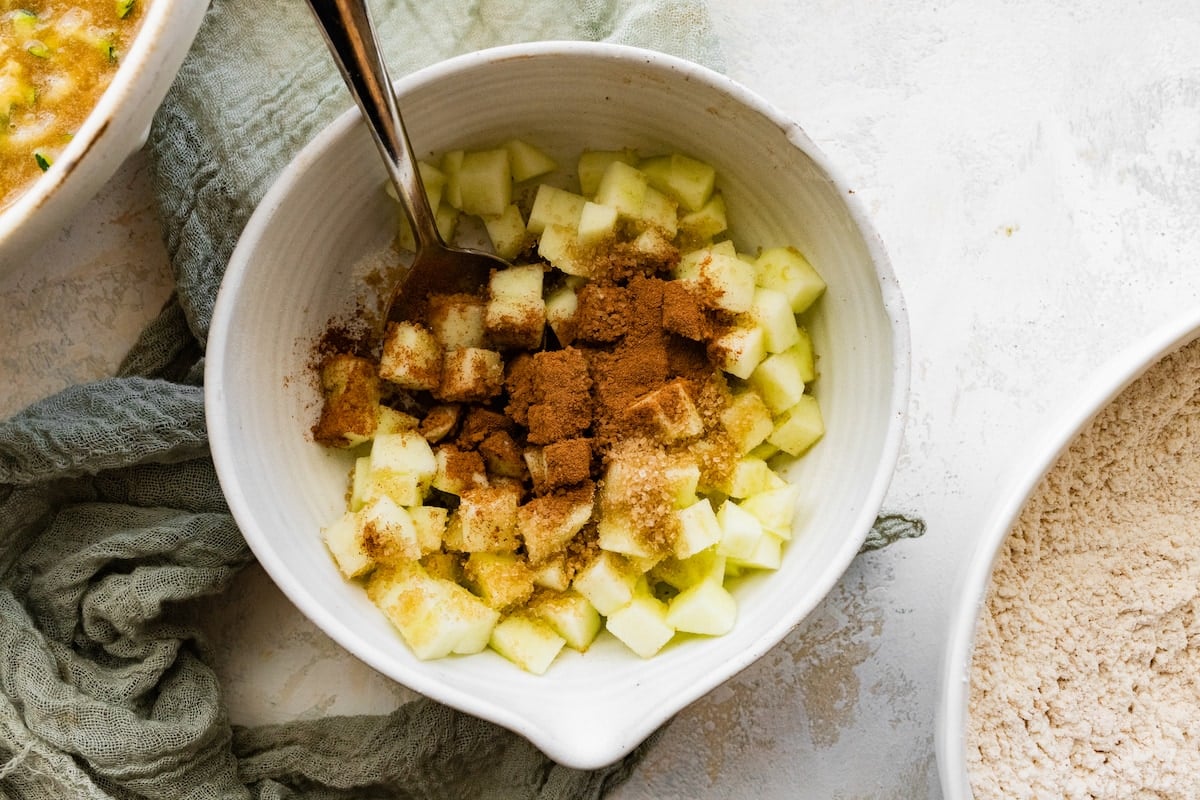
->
[5,2,1200,797]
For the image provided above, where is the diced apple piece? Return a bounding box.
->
[527,184,587,235]
[368,563,499,659]
[748,441,781,461]
[377,406,419,436]
[457,148,511,217]
[716,498,765,561]
[440,150,464,208]
[484,264,545,349]
[517,483,594,564]
[313,354,379,448]
[356,494,422,565]
[437,347,504,402]
[593,160,648,219]
[739,484,801,540]
[489,612,566,674]
[666,578,736,635]
[678,192,727,240]
[720,390,774,454]
[323,510,373,579]
[573,551,639,615]
[676,248,755,313]
[543,283,578,344]
[717,457,787,499]
[408,504,448,552]
[664,458,702,509]
[432,446,487,496]
[632,186,678,237]
[674,498,721,559]
[650,548,726,591]
[444,484,521,552]
[755,246,826,313]
[369,431,437,507]
[728,531,784,571]
[597,513,660,560]
[537,223,590,277]
[529,590,602,651]
[481,204,527,260]
[577,148,638,197]
[427,294,487,350]
[419,551,462,583]
[504,138,557,182]
[576,201,618,246]
[379,321,442,391]
[625,378,704,444]
[748,345,809,414]
[749,287,801,353]
[605,594,674,658]
[709,324,766,380]
[349,455,372,512]
[642,152,716,212]
[532,554,571,592]
[463,552,536,611]
[768,394,825,456]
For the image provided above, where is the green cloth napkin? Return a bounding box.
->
[0,0,923,796]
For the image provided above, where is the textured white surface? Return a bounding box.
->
[5,1,1200,797]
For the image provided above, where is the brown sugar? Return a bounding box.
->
[313,354,380,448]
[574,283,632,343]
[540,438,593,490]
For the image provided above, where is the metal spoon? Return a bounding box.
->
[305,0,507,325]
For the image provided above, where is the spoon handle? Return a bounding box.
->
[305,0,443,250]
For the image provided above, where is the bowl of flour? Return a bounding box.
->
[937,308,1200,798]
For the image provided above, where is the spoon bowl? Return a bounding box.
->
[306,0,506,324]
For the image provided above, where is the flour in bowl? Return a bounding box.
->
[967,336,1200,798]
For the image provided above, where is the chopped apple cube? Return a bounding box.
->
[709,324,766,380]
[379,321,442,391]
[463,552,536,611]
[750,287,801,353]
[738,484,801,539]
[755,246,826,313]
[666,578,736,635]
[529,590,602,651]
[650,548,726,591]
[481,204,527,261]
[437,347,504,402]
[577,201,619,246]
[605,594,674,658]
[640,152,716,211]
[408,504,448,552]
[504,138,557,182]
[323,510,373,579]
[678,192,727,240]
[749,345,810,413]
[356,494,423,565]
[577,148,638,197]
[768,394,825,456]
[432,446,487,496]
[517,483,594,564]
[593,160,648,219]
[349,455,372,512]
[313,354,380,448]
[440,149,464,208]
[377,406,419,436]
[543,283,579,344]
[489,612,566,674]
[369,431,436,507]
[573,551,639,615]
[444,484,521,552]
[716,498,765,561]
[368,563,499,659]
[485,264,545,349]
[728,531,784,570]
[674,497,722,559]
[597,512,660,560]
[457,148,511,217]
[718,457,786,499]
[633,186,678,237]
[720,390,774,454]
[625,378,704,444]
[537,223,590,276]
[527,184,587,235]
[427,294,487,350]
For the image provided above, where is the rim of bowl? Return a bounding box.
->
[0,0,205,257]
[935,303,1200,798]
[209,39,911,766]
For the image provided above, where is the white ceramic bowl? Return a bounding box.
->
[0,0,207,269]
[207,41,909,769]
[936,307,1200,797]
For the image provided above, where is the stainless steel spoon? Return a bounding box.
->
[305,0,508,325]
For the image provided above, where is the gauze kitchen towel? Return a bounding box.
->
[0,0,923,796]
